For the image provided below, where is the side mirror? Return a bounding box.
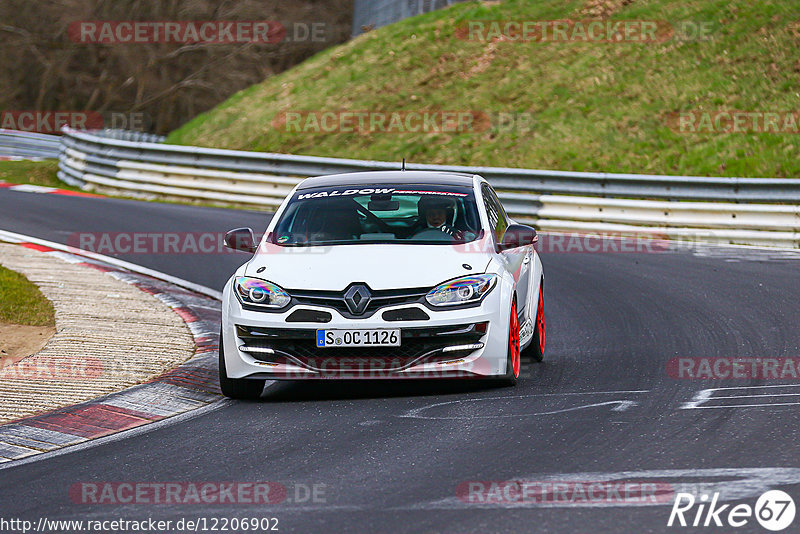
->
[224,227,256,253]
[497,224,538,252]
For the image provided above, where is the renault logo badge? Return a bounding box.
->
[344,284,371,315]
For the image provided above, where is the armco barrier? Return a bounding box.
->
[0,130,61,159]
[0,129,163,161]
[51,127,800,248]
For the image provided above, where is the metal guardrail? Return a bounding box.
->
[0,129,162,160]
[54,127,800,248]
[0,130,61,159]
[87,129,167,143]
[352,0,465,36]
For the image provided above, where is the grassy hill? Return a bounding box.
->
[168,0,800,178]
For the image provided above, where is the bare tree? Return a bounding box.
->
[0,0,353,133]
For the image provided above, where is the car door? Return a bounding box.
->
[481,184,531,315]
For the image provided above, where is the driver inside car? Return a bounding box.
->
[413,196,464,240]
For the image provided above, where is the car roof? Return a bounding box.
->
[296,170,476,190]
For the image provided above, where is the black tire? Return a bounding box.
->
[219,329,265,400]
[522,280,545,362]
[499,299,521,387]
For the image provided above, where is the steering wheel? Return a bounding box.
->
[411,227,454,241]
[353,202,394,233]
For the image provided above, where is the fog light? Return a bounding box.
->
[442,342,484,353]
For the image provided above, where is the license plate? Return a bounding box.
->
[316,329,401,348]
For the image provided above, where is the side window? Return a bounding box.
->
[481,184,508,243]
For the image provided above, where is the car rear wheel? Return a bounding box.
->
[219,329,266,400]
[522,280,545,362]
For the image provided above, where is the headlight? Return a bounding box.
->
[234,277,291,309]
[425,274,497,307]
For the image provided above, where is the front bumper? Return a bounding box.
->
[221,279,512,380]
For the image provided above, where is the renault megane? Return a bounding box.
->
[219,170,545,398]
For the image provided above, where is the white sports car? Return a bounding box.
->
[219,170,545,398]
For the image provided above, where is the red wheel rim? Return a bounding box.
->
[510,300,520,378]
[536,285,545,354]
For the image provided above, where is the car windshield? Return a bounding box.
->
[271,184,482,246]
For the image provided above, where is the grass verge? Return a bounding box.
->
[0,263,55,327]
[0,160,83,190]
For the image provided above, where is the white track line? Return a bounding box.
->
[681,384,800,410]
[399,390,649,419]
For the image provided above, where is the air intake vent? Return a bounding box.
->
[382,307,430,322]
[286,309,332,323]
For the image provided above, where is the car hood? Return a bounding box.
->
[244,241,492,291]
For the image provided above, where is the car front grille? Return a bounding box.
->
[236,324,485,372]
[286,286,430,319]
[286,309,332,323]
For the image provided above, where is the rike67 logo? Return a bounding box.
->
[668,490,796,531]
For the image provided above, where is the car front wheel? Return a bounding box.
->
[219,329,266,400]
[499,299,521,386]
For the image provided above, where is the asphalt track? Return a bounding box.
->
[2,188,800,533]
